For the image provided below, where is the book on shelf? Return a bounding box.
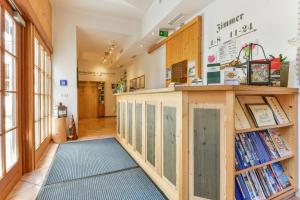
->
[236,96,266,127]
[264,96,290,125]
[267,129,291,157]
[246,104,277,128]
[235,98,251,130]
[235,162,291,200]
[235,130,291,171]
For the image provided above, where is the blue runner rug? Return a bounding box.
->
[37,138,166,200]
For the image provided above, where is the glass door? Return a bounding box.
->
[0,4,20,180]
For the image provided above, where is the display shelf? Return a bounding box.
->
[235,154,294,175]
[266,186,294,200]
[235,122,294,134]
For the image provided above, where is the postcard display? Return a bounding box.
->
[235,94,297,200]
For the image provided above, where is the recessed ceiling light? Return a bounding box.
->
[140,44,144,48]
[152,31,155,36]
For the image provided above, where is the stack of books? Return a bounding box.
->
[235,162,291,200]
[235,130,291,170]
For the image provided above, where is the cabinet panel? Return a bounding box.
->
[121,102,126,139]
[163,106,177,186]
[146,104,156,167]
[117,102,120,135]
[193,108,220,200]
[135,103,143,154]
[127,102,133,145]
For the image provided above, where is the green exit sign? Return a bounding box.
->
[159,30,169,37]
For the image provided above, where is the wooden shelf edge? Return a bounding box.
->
[267,186,295,200]
[235,123,294,134]
[235,154,294,175]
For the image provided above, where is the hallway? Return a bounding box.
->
[78,117,117,140]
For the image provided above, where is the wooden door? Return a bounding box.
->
[78,82,99,119]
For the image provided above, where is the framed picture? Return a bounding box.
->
[139,75,145,89]
[248,61,271,85]
[264,96,290,124]
[246,103,277,127]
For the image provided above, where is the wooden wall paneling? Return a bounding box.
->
[14,0,52,51]
[117,101,120,135]
[162,103,177,187]
[127,101,133,146]
[146,104,156,167]
[189,105,220,200]
[23,22,35,173]
[121,101,126,140]
[165,17,202,87]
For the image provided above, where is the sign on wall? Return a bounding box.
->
[208,13,258,64]
[60,80,68,86]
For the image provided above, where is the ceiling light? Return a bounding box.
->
[152,31,155,36]
[168,13,185,26]
[140,44,144,48]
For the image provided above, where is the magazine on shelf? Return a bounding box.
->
[264,96,290,125]
[235,162,291,200]
[235,98,251,130]
[246,104,277,127]
[267,129,292,157]
[270,162,291,189]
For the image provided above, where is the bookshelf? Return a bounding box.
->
[115,86,298,200]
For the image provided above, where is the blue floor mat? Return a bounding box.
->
[37,168,166,200]
[44,138,138,185]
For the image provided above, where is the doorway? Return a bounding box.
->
[78,81,105,119]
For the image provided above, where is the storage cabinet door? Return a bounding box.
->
[146,104,156,167]
[121,102,126,139]
[135,103,143,155]
[162,106,177,186]
[117,102,120,135]
[190,107,220,200]
[127,102,133,145]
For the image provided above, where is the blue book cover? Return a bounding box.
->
[248,133,265,163]
[248,132,262,165]
[264,166,281,193]
[235,148,244,170]
[240,134,256,166]
[236,139,250,168]
[237,175,251,200]
[245,133,261,165]
[251,132,271,163]
[235,178,245,200]
[271,162,291,189]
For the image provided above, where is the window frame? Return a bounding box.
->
[0,1,21,181]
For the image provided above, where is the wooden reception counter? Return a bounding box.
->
[115,86,298,200]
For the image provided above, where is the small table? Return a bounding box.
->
[52,117,67,144]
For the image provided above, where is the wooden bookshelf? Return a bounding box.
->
[235,122,294,134]
[235,154,294,175]
[267,186,294,200]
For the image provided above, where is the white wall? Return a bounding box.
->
[126,45,166,90]
[78,61,124,116]
[52,6,138,124]
[131,0,298,87]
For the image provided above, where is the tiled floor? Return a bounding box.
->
[6,117,117,200]
[6,143,58,200]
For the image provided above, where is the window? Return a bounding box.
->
[0,10,18,176]
[34,37,52,150]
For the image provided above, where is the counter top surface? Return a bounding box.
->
[114,85,299,95]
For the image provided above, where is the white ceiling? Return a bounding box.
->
[77,27,130,64]
[52,0,155,19]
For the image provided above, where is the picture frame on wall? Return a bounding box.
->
[139,75,145,89]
